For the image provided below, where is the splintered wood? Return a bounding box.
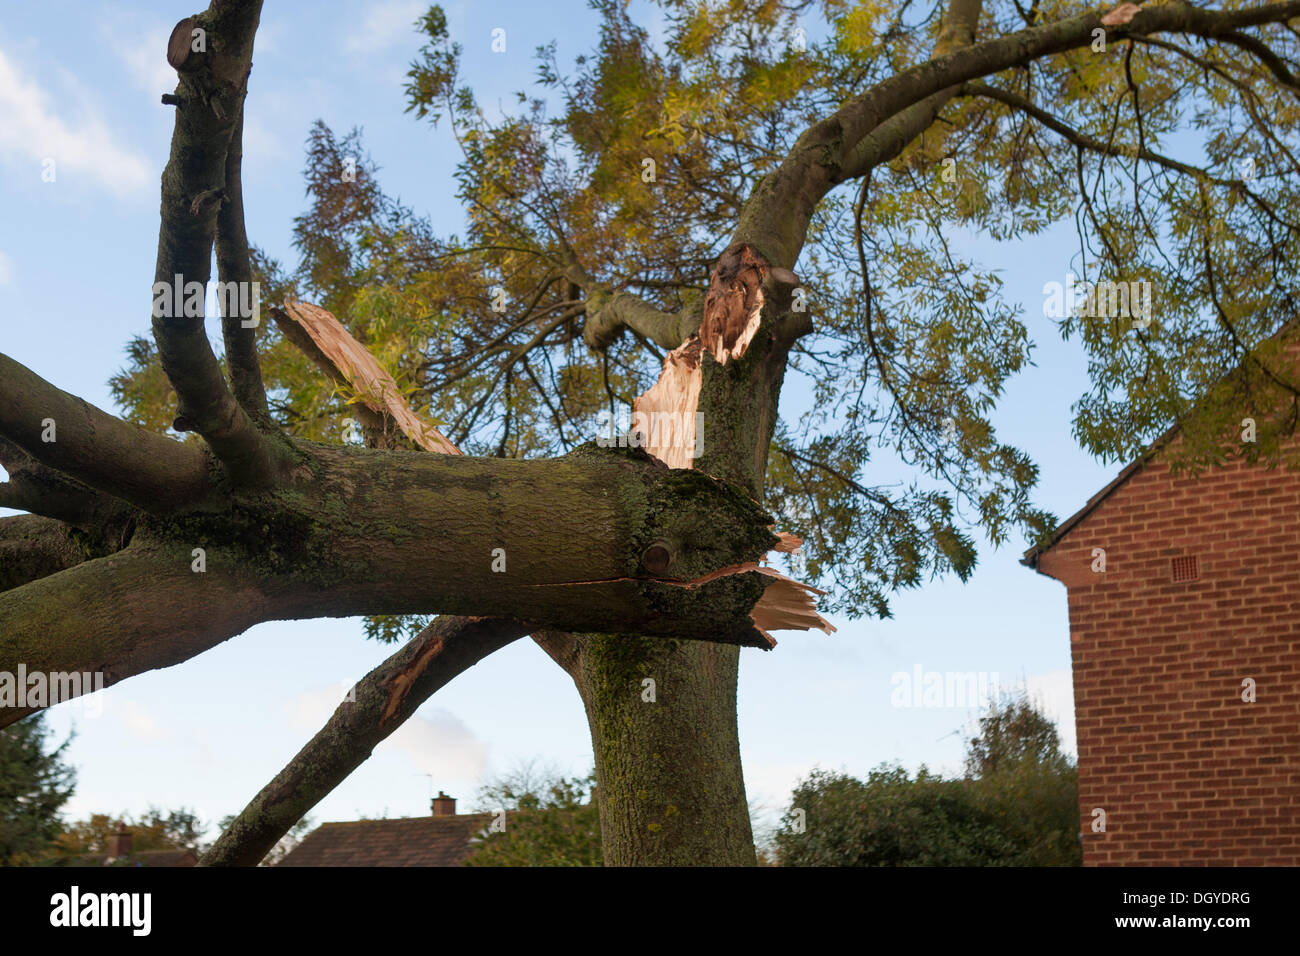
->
[281,300,462,455]
[633,339,702,469]
[633,246,834,646]
[701,242,767,364]
[750,566,836,645]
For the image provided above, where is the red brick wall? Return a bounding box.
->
[1035,450,1300,865]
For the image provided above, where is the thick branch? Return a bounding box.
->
[154,0,289,486]
[582,289,701,352]
[840,0,983,182]
[201,615,528,866]
[561,247,699,351]
[0,442,805,721]
[0,436,135,530]
[0,353,210,511]
[0,516,88,592]
[736,0,1300,267]
[216,105,271,421]
[0,546,274,727]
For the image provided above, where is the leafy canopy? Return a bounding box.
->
[113,0,1300,623]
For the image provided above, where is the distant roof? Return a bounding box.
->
[64,849,198,867]
[277,814,496,867]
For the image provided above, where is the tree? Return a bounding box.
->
[965,690,1070,778]
[4,0,1300,866]
[0,715,75,866]
[51,807,207,861]
[464,766,602,867]
[776,692,1080,865]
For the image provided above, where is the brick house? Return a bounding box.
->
[279,792,496,867]
[1022,421,1300,865]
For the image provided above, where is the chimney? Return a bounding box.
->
[107,829,133,858]
[431,791,457,817]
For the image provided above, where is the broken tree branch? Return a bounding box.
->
[0,353,211,511]
[278,301,460,454]
[0,440,805,722]
[200,615,528,866]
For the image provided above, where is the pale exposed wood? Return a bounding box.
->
[629,244,828,640]
[773,532,803,554]
[749,566,836,646]
[633,338,702,469]
[627,332,831,643]
[281,300,462,455]
[1101,4,1141,27]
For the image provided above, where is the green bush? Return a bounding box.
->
[776,692,1082,866]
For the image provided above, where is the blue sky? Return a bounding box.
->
[0,1,1121,840]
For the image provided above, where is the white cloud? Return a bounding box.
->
[381,706,490,780]
[0,250,12,286]
[285,684,355,729]
[284,686,488,779]
[119,700,171,743]
[346,1,424,53]
[252,19,281,55]
[241,115,289,164]
[0,47,151,195]
[100,17,177,99]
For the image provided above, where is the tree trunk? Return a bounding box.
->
[576,305,795,865]
[577,637,754,865]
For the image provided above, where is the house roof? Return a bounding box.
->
[1021,318,1300,570]
[1019,419,1180,570]
[277,814,496,867]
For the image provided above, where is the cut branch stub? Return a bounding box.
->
[167,18,196,71]
[641,542,675,575]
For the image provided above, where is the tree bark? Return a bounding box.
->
[0,439,788,726]
[576,635,754,865]
[574,273,799,864]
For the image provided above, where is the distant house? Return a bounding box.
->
[279,792,495,867]
[69,830,197,867]
[1023,414,1300,865]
